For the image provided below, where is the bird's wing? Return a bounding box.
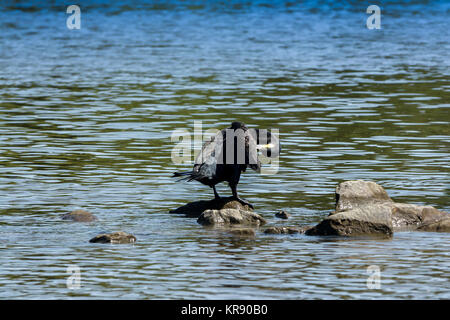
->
[194,131,224,165]
[193,130,225,178]
[246,131,261,172]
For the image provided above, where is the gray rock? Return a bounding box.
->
[307,180,450,236]
[170,197,253,217]
[275,210,290,219]
[61,209,97,222]
[197,208,266,227]
[390,203,449,231]
[334,180,449,232]
[335,181,450,232]
[417,217,450,232]
[335,180,392,212]
[89,231,136,244]
[390,203,424,230]
[306,204,394,237]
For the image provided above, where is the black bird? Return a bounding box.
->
[173,121,280,208]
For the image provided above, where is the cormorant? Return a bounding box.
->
[173,121,280,208]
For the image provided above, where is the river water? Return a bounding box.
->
[0,0,449,299]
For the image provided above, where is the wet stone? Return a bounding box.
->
[61,209,97,222]
[89,231,136,244]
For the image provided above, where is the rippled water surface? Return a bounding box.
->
[0,1,449,299]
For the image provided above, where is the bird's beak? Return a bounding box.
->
[257,143,275,150]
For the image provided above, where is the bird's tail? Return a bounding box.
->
[172,171,194,182]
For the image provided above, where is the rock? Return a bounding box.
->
[275,210,290,219]
[391,203,448,231]
[417,218,450,232]
[390,203,424,230]
[306,204,394,237]
[330,180,450,233]
[170,197,253,217]
[61,209,97,222]
[335,180,392,212]
[228,228,256,237]
[264,225,312,235]
[264,226,299,234]
[89,231,136,244]
[197,208,266,227]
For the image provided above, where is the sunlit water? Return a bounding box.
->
[0,1,449,299]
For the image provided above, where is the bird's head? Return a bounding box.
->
[255,128,280,158]
[230,121,247,130]
[256,142,276,151]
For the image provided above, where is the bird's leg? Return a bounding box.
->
[230,183,254,209]
[212,185,221,200]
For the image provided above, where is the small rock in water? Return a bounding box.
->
[61,209,97,222]
[275,210,290,219]
[89,231,136,244]
[170,197,253,217]
[228,228,256,237]
[264,226,299,234]
[197,208,266,227]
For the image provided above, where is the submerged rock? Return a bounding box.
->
[228,228,256,237]
[170,197,253,217]
[197,208,266,227]
[89,231,136,244]
[61,209,97,222]
[264,226,300,234]
[275,210,290,219]
[307,180,450,237]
